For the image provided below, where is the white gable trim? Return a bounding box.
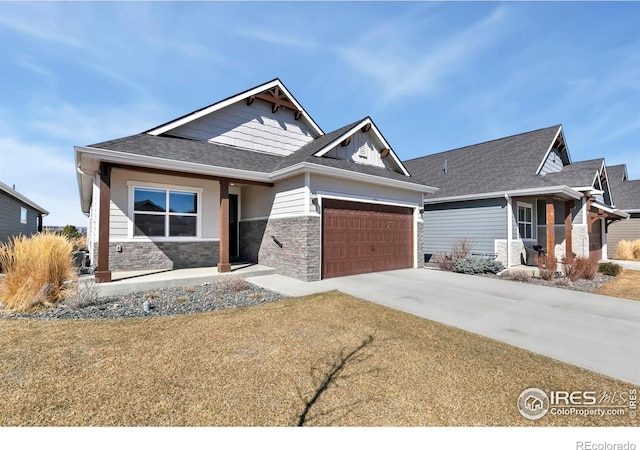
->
[599,160,615,207]
[146,79,323,138]
[312,117,411,177]
[535,126,572,175]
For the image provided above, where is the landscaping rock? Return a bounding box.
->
[0,283,287,320]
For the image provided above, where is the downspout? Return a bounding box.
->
[506,194,512,268]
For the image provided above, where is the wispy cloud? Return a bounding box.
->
[0,6,85,48]
[337,6,509,105]
[235,28,319,49]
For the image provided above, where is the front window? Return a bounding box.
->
[133,187,198,237]
[20,207,27,224]
[517,202,533,239]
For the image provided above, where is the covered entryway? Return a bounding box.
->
[589,218,603,260]
[322,199,413,278]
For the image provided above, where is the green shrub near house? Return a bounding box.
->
[452,256,504,275]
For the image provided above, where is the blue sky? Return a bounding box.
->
[0,2,638,226]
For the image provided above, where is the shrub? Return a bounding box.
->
[505,270,532,282]
[211,274,249,293]
[599,262,623,277]
[537,255,557,281]
[432,238,475,272]
[0,233,77,311]
[66,280,102,309]
[451,238,474,260]
[561,256,580,282]
[453,256,504,275]
[432,251,455,271]
[616,240,640,261]
[575,255,599,280]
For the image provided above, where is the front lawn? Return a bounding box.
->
[0,292,636,426]
[595,270,640,301]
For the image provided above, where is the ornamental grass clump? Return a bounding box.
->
[0,233,77,312]
[616,240,640,261]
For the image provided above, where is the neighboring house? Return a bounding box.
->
[605,164,640,259]
[0,181,48,244]
[404,125,628,267]
[75,79,437,282]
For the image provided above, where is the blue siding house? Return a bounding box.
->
[405,125,629,267]
[0,181,48,244]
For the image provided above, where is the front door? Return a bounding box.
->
[229,194,239,260]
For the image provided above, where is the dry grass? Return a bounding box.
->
[1,292,636,427]
[616,240,640,261]
[0,233,76,311]
[596,270,640,301]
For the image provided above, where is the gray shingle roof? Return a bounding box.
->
[544,158,603,187]
[404,125,562,198]
[87,119,431,187]
[607,164,640,211]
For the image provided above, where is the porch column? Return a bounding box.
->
[217,180,231,273]
[95,163,112,283]
[564,200,574,260]
[546,196,555,262]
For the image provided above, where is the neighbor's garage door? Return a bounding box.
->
[322,199,413,279]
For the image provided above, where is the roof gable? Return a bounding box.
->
[0,181,48,215]
[312,117,410,177]
[145,79,323,146]
[404,125,563,199]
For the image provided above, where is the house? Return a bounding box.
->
[403,125,629,267]
[0,181,48,244]
[75,79,437,282]
[605,164,640,259]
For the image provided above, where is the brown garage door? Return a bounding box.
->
[322,199,413,279]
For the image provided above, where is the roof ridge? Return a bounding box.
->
[404,124,561,162]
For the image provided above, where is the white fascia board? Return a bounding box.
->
[0,180,49,215]
[423,185,583,205]
[147,79,323,137]
[76,146,273,183]
[535,125,563,175]
[591,202,630,219]
[316,190,422,209]
[624,209,640,214]
[271,162,438,194]
[312,117,411,177]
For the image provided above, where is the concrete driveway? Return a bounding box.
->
[250,268,640,385]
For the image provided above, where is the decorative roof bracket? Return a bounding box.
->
[246,86,303,120]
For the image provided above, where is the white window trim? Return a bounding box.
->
[516,201,534,240]
[127,180,203,241]
[20,207,27,224]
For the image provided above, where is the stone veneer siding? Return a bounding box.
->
[94,241,219,272]
[240,216,321,282]
[416,220,424,268]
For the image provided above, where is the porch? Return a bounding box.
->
[92,262,277,297]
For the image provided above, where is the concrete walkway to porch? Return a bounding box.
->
[94,263,277,297]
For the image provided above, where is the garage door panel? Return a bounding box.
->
[322,199,413,279]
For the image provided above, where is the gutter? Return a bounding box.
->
[270,162,438,194]
[423,185,583,205]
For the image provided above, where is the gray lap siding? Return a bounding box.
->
[607,214,640,259]
[0,191,39,243]
[423,198,507,257]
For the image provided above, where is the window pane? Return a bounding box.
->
[20,207,27,224]
[518,224,525,238]
[134,214,165,236]
[134,188,166,212]
[525,207,531,222]
[169,191,197,213]
[525,224,532,238]
[169,215,196,237]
